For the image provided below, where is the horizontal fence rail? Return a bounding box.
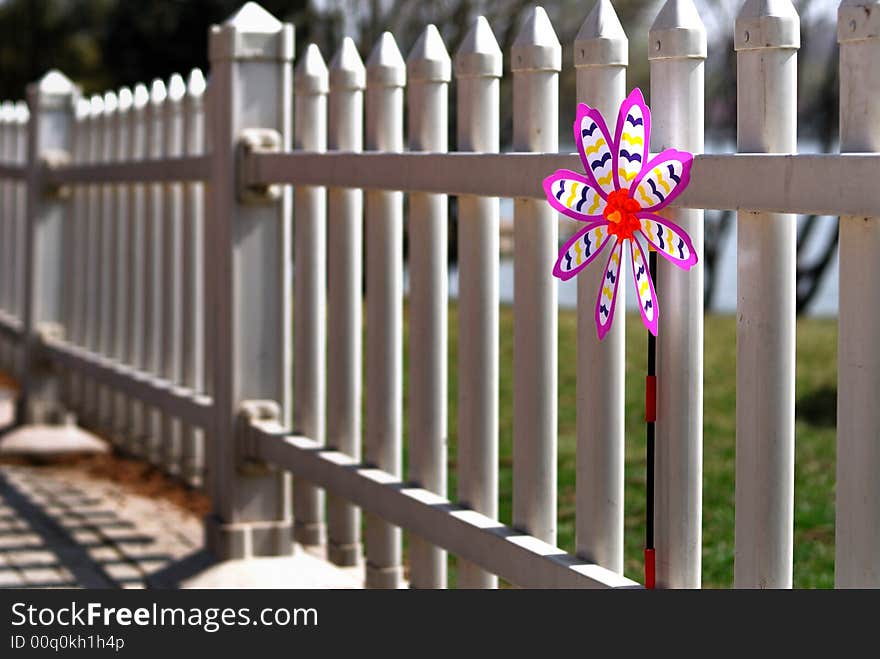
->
[0,0,877,590]
[241,151,880,217]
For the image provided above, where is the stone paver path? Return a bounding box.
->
[0,463,201,588]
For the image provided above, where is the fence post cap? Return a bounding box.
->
[649,0,707,60]
[838,0,880,42]
[575,0,628,67]
[407,24,451,83]
[295,44,329,94]
[117,87,133,113]
[329,37,366,91]
[735,0,800,51]
[0,100,13,122]
[512,6,561,72]
[27,70,78,111]
[366,32,406,88]
[209,1,293,63]
[454,16,502,79]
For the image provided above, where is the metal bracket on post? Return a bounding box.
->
[236,399,281,476]
[40,149,71,199]
[236,128,282,205]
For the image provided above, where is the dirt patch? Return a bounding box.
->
[0,450,211,518]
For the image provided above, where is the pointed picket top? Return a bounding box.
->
[103,90,119,115]
[330,37,366,91]
[224,1,283,32]
[150,78,167,105]
[188,69,207,97]
[295,43,329,93]
[454,16,502,78]
[575,0,628,67]
[837,0,880,43]
[0,100,13,123]
[512,6,561,72]
[649,0,706,60]
[366,32,406,87]
[118,87,133,113]
[133,83,150,110]
[89,94,104,119]
[13,100,28,124]
[167,73,186,102]
[735,0,799,50]
[75,97,90,121]
[408,24,451,83]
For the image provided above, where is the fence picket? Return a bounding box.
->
[453,15,501,589]
[573,0,627,575]
[293,44,328,547]
[406,24,450,589]
[325,37,365,568]
[734,0,799,589]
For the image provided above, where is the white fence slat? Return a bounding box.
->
[649,0,706,589]
[125,84,149,456]
[160,74,186,475]
[143,79,165,464]
[112,87,132,442]
[573,0,627,575]
[325,37,365,568]
[512,6,560,547]
[734,0,799,589]
[83,95,103,426]
[364,31,405,589]
[835,0,880,588]
[180,69,207,487]
[293,44,328,547]
[406,24,450,589]
[0,103,10,318]
[454,15,501,589]
[99,91,117,432]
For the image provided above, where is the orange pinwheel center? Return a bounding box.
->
[603,188,642,241]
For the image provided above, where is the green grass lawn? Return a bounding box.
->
[402,306,838,588]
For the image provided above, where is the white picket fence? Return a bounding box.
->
[0,0,877,589]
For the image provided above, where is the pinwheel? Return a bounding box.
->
[543,88,698,339]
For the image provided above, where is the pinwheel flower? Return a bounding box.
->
[543,88,697,339]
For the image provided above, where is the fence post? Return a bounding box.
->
[512,6,560,546]
[17,72,76,423]
[364,31,405,589]
[454,16,501,589]
[649,0,706,589]
[836,0,880,588]
[573,0,627,575]
[205,1,294,560]
[325,37,365,568]
[734,0,799,589]
[406,24,450,589]
[293,44,328,547]
[180,69,207,487]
